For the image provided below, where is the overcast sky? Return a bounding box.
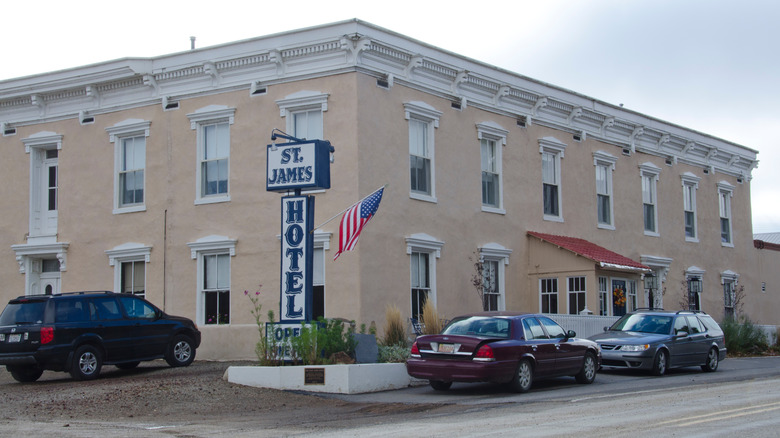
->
[3,0,778,233]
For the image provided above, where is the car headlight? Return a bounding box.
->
[619,344,650,352]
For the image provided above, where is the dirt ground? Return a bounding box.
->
[0,360,450,434]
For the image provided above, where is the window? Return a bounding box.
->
[687,277,703,311]
[722,270,739,318]
[203,253,230,325]
[599,277,609,316]
[312,231,331,320]
[718,181,735,246]
[406,233,443,320]
[106,242,151,298]
[594,151,617,229]
[681,173,701,241]
[22,132,63,238]
[478,243,512,312]
[522,318,546,340]
[539,316,567,338]
[276,90,328,140]
[481,139,500,208]
[187,235,236,325]
[411,251,430,321]
[627,280,637,312]
[405,102,442,202]
[121,261,145,297]
[187,105,235,205]
[118,295,156,319]
[568,276,586,315]
[106,119,151,214]
[477,122,508,213]
[540,278,558,314]
[539,137,566,221]
[640,163,661,235]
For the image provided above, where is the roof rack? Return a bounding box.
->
[634,307,667,311]
[675,309,707,315]
[55,291,115,296]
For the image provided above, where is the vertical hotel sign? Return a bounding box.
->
[267,139,331,324]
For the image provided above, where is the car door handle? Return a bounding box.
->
[555,344,560,350]
[532,345,537,352]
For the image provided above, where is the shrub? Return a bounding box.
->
[382,304,407,347]
[288,317,357,365]
[722,315,769,356]
[420,299,444,335]
[378,344,410,363]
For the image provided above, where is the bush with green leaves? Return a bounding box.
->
[288,317,357,365]
[721,315,769,356]
[378,344,410,363]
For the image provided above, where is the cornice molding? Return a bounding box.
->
[0,20,757,179]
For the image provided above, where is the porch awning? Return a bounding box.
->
[528,231,651,274]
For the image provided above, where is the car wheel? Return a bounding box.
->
[165,335,196,367]
[511,359,533,393]
[429,380,453,391]
[575,352,597,384]
[701,348,719,372]
[70,345,103,381]
[651,349,667,376]
[116,361,140,370]
[7,366,43,383]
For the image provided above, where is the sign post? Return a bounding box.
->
[266,131,333,358]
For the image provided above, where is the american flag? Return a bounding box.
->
[334,187,384,260]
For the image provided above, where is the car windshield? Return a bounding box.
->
[442,316,510,338]
[0,301,47,325]
[610,314,673,335]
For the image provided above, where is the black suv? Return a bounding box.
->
[0,292,201,382]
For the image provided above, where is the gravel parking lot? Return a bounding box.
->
[0,360,449,436]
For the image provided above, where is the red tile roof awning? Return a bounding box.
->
[528,231,651,273]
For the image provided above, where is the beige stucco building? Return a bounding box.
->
[0,20,774,359]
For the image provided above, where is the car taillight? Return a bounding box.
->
[40,327,54,344]
[474,344,495,362]
[410,341,421,358]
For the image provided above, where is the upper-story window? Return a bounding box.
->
[681,173,701,242]
[404,102,442,203]
[593,151,617,229]
[276,90,328,140]
[539,137,567,221]
[639,163,661,236]
[477,122,508,213]
[718,181,735,246]
[107,119,151,214]
[187,105,236,205]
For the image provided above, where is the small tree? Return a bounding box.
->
[469,251,493,311]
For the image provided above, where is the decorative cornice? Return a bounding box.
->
[0,19,757,179]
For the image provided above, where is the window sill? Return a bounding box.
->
[410,192,437,203]
[195,195,231,206]
[721,242,734,248]
[113,205,146,215]
[597,223,615,231]
[543,214,564,223]
[685,236,699,243]
[643,231,660,238]
[481,206,506,215]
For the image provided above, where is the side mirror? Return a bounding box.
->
[603,326,610,332]
[566,329,576,339]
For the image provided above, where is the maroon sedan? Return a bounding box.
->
[406,312,601,392]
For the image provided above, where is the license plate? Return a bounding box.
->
[438,343,455,353]
[8,334,22,343]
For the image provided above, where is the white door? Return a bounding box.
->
[42,151,58,237]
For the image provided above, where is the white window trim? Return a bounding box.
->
[276,90,328,140]
[539,137,566,222]
[478,243,512,311]
[105,242,152,294]
[187,235,237,326]
[406,233,444,311]
[477,122,508,214]
[539,277,559,314]
[187,105,236,206]
[718,181,735,247]
[686,265,706,311]
[106,119,151,214]
[593,151,617,230]
[681,172,701,242]
[639,162,662,237]
[405,101,442,204]
[22,131,63,243]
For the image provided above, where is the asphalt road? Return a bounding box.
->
[1,356,779,437]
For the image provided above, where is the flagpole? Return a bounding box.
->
[312,184,386,231]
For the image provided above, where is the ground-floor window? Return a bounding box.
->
[411,251,431,320]
[599,277,609,316]
[203,253,230,325]
[540,278,558,314]
[121,260,146,297]
[568,276,586,315]
[482,259,500,311]
[687,277,703,311]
